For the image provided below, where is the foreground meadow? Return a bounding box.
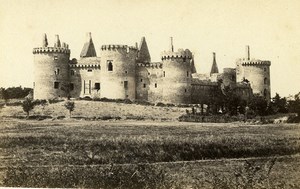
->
[0,118,300,188]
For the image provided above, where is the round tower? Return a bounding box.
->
[99,45,138,100]
[161,38,193,104]
[236,46,271,101]
[33,34,70,99]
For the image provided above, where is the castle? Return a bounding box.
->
[33,33,271,106]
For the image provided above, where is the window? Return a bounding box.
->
[124,81,128,89]
[187,71,189,77]
[163,71,165,77]
[148,72,150,75]
[264,67,267,72]
[54,82,59,89]
[185,89,187,93]
[125,71,128,74]
[87,69,92,72]
[143,83,146,88]
[140,79,143,82]
[155,83,157,88]
[70,70,75,76]
[54,56,58,60]
[107,60,113,71]
[55,68,60,75]
[95,83,100,90]
[264,77,267,84]
[70,83,74,91]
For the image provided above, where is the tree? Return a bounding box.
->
[288,92,300,117]
[249,95,268,116]
[22,98,35,117]
[64,101,75,118]
[269,93,288,114]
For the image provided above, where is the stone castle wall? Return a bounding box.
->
[236,60,271,101]
[99,45,138,101]
[33,47,70,99]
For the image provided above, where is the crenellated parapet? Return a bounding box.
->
[69,64,100,69]
[101,44,138,53]
[161,49,192,60]
[33,47,70,54]
[137,62,162,68]
[240,59,271,66]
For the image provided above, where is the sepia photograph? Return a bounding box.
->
[0,0,300,188]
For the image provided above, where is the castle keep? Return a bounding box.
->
[33,33,271,104]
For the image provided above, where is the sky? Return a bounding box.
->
[0,0,299,97]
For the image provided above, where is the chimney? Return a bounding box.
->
[170,37,174,52]
[42,33,48,47]
[246,45,250,60]
[54,35,61,47]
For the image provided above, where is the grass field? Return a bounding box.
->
[0,117,300,188]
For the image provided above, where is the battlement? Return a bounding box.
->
[101,44,138,52]
[32,47,70,54]
[137,62,162,68]
[161,49,192,60]
[240,59,271,66]
[69,64,100,69]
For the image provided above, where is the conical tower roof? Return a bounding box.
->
[80,32,97,58]
[137,37,151,63]
[210,52,219,75]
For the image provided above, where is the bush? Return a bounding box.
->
[64,101,75,118]
[22,98,35,117]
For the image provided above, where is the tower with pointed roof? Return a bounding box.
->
[137,37,151,63]
[80,32,97,58]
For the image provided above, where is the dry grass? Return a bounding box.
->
[0,118,300,188]
[0,100,186,121]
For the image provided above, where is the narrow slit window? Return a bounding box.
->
[155,83,157,88]
[107,61,113,71]
[143,84,146,88]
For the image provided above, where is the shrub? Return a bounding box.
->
[64,101,75,118]
[22,98,35,117]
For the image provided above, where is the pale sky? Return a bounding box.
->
[0,0,299,97]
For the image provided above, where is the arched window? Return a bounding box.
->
[70,70,75,76]
[264,77,267,84]
[107,61,113,71]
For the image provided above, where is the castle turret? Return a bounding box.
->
[80,32,97,58]
[33,34,70,99]
[236,46,271,101]
[99,44,138,100]
[210,52,219,76]
[160,37,192,104]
